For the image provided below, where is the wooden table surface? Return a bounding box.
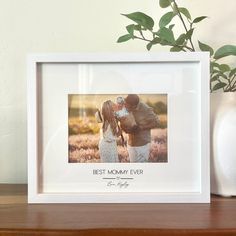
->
[0,184,236,236]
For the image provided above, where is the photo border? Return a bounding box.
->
[27,52,210,203]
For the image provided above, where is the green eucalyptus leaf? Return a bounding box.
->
[211,62,220,68]
[146,37,161,51]
[170,46,182,52]
[210,64,213,73]
[159,12,175,28]
[229,68,236,77]
[193,16,207,23]
[117,34,132,43]
[176,34,186,45]
[186,28,194,39]
[210,70,228,80]
[214,45,236,59]
[146,43,153,51]
[198,41,214,56]
[126,24,135,36]
[219,72,228,80]
[133,25,142,31]
[212,82,227,91]
[169,24,175,30]
[152,37,162,44]
[211,69,221,75]
[159,0,172,8]
[122,12,154,30]
[210,75,219,82]
[160,40,172,46]
[126,24,142,34]
[178,7,191,20]
[210,62,220,73]
[218,64,231,72]
[157,27,175,44]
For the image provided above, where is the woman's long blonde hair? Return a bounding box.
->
[101,100,118,135]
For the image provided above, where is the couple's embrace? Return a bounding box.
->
[96,94,159,163]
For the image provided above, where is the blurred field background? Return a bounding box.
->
[68,94,167,163]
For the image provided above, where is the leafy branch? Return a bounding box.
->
[117,0,236,92]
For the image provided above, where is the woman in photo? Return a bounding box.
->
[99,100,121,162]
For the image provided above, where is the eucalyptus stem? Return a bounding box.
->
[139,30,146,41]
[172,0,195,51]
[183,45,195,51]
[135,34,152,43]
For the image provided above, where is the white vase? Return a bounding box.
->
[210,92,236,196]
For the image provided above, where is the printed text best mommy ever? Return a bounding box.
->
[93,169,143,175]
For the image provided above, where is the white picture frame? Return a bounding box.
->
[27,52,210,203]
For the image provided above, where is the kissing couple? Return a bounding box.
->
[96,94,160,163]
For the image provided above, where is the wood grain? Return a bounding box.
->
[0,184,27,204]
[0,184,236,236]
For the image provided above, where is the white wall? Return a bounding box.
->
[0,0,235,183]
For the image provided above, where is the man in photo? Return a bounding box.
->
[124,94,160,162]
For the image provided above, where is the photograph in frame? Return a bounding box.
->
[68,94,168,163]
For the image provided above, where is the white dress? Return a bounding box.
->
[99,124,119,163]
